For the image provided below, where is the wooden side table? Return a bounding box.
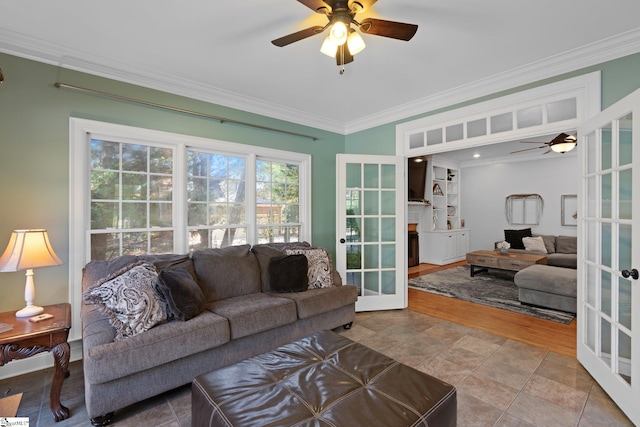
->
[0,303,71,422]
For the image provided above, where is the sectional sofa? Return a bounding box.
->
[499,233,578,313]
[81,242,357,425]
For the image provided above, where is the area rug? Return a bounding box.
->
[409,266,575,324]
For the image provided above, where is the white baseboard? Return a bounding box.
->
[0,339,83,380]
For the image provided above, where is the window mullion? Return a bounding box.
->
[246,153,257,244]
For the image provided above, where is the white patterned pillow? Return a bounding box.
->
[83,261,166,340]
[285,247,333,289]
[523,236,547,253]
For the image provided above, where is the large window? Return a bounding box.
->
[90,139,175,260]
[256,159,301,244]
[187,150,248,251]
[70,119,311,338]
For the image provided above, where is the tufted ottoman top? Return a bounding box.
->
[192,330,456,427]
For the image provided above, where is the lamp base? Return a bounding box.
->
[16,305,44,318]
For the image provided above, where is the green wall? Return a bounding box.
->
[345,52,640,155]
[2,50,640,313]
[0,52,345,312]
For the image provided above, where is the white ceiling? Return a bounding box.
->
[1,0,640,135]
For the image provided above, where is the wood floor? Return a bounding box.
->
[407,262,577,358]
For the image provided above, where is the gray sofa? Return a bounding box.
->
[81,243,357,425]
[498,234,577,313]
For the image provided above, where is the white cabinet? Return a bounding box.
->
[427,159,460,231]
[420,229,469,265]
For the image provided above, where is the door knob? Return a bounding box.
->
[339,238,346,244]
[621,268,639,280]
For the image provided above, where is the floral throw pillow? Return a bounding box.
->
[285,247,333,289]
[83,261,166,340]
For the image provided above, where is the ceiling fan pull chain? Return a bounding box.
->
[339,45,345,75]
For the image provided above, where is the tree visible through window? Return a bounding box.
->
[90,139,174,260]
[187,150,247,251]
[256,160,300,243]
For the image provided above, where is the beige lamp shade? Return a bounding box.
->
[0,229,63,317]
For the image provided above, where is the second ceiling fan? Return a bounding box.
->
[272,0,418,70]
[510,133,577,155]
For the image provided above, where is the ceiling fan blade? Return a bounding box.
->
[551,132,572,144]
[542,149,552,155]
[350,0,377,13]
[297,0,331,13]
[359,18,418,41]
[336,43,354,66]
[519,141,550,144]
[510,145,547,154]
[272,26,325,47]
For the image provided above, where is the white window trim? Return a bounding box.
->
[68,118,311,341]
[396,72,602,157]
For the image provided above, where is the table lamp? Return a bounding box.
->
[0,229,63,317]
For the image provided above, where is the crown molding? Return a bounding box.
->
[0,29,347,135]
[344,27,640,134]
[2,28,640,136]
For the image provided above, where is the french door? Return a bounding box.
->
[577,88,640,424]
[336,154,406,311]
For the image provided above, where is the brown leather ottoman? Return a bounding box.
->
[192,330,456,426]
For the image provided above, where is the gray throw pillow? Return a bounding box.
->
[268,254,308,293]
[155,268,206,321]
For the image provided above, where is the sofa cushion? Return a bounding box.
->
[207,293,297,339]
[251,242,311,292]
[546,253,578,269]
[83,310,230,384]
[536,235,557,254]
[504,228,532,250]
[514,264,577,297]
[193,245,261,301]
[269,254,309,293]
[83,262,166,340]
[556,235,577,254]
[522,236,547,253]
[155,268,207,321]
[286,247,333,289]
[270,285,359,319]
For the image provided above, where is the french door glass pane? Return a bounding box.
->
[364,218,379,242]
[602,123,612,170]
[601,270,612,317]
[601,223,612,267]
[619,169,632,220]
[364,191,378,215]
[619,278,632,330]
[586,131,597,174]
[602,173,612,218]
[601,318,612,367]
[364,164,379,188]
[618,331,632,385]
[619,112,633,167]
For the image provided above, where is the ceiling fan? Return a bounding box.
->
[272,0,418,71]
[510,133,577,155]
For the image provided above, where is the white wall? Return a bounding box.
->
[460,154,578,251]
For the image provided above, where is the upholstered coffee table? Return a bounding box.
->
[192,330,457,427]
[466,249,547,277]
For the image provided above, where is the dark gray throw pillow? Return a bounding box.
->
[504,228,532,250]
[268,254,308,293]
[155,268,206,321]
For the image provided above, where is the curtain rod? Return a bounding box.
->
[54,82,319,141]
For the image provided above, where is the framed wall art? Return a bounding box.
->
[561,194,577,226]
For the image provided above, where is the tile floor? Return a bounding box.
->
[2,309,634,426]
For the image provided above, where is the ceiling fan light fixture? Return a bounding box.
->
[320,36,338,57]
[550,135,577,153]
[347,30,366,55]
[551,141,577,153]
[329,21,348,45]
